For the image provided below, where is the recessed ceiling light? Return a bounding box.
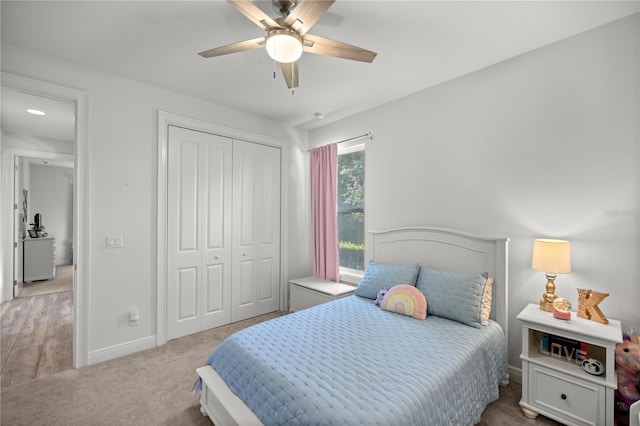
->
[27,109,46,116]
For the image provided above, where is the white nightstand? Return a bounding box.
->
[289,276,355,312]
[517,303,622,426]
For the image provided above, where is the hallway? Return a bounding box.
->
[0,265,72,387]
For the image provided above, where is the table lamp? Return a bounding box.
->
[532,238,571,312]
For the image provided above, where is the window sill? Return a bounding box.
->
[340,268,363,285]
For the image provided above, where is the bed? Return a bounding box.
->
[195,226,510,425]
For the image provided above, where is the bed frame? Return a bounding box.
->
[196,226,509,425]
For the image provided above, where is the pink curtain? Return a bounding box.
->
[310,143,339,281]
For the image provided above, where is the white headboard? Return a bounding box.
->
[366,227,509,338]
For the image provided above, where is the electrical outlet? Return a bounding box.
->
[129,310,139,326]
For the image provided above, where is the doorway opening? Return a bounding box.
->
[1,72,88,374]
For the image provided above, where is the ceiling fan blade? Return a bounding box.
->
[284,0,335,35]
[281,61,299,89]
[302,34,377,63]
[228,0,281,31]
[198,37,266,58]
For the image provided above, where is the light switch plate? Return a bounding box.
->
[106,235,123,248]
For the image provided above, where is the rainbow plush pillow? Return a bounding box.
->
[380,284,427,320]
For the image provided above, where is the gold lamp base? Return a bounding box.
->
[540,299,556,312]
[539,274,558,312]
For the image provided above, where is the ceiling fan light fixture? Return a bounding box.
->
[266,29,302,63]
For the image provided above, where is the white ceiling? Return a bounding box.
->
[1,1,638,138]
[1,87,75,141]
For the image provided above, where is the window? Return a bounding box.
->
[337,142,365,281]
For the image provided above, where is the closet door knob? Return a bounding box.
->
[561,394,567,400]
[214,255,220,259]
[242,252,247,256]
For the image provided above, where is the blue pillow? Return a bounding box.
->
[355,260,419,300]
[415,266,488,328]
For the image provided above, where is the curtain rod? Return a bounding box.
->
[308,132,374,152]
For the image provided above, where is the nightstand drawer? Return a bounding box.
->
[529,364,605,426]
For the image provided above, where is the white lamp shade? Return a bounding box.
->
[266,30,302,63]
[532,239,571,274]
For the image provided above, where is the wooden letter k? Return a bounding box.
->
[585,291,609,324]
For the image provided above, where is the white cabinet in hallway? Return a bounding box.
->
[23,236,56,282]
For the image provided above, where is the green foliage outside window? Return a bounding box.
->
[338,150,365,270]
[338,241,364,270]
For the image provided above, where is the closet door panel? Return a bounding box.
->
[168,130,202,338]
[178,141,199,251]
[204,263,224,314]
[237,258,256,307]
[168,127,281,334]
[232,143,256,321]
[232,141,281,322]
[204,144,227,250]
[258,258,276,301]
[177,267,198,320]
[168,126,232,339]
[201,139,232,329]
[235,148,256,249]
[258,151,280,249]
[256,146,281,308]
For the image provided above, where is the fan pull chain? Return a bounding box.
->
[273,41,277,79]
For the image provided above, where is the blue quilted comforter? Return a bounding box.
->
[204,295,508,425]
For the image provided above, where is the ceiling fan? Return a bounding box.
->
[198,0,377,90]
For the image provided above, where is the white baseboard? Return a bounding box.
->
[508,364,523,383]
[88,335,156,365]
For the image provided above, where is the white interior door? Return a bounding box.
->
[13,156,24,297]
[167,126,232,340]
[232,141,281,322]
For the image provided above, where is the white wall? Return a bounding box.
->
[1,130,74,154]
[1,44,307,359]
[29,164,73,265]
[309,14,639,368]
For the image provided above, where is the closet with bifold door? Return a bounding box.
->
[166,125,281,340]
